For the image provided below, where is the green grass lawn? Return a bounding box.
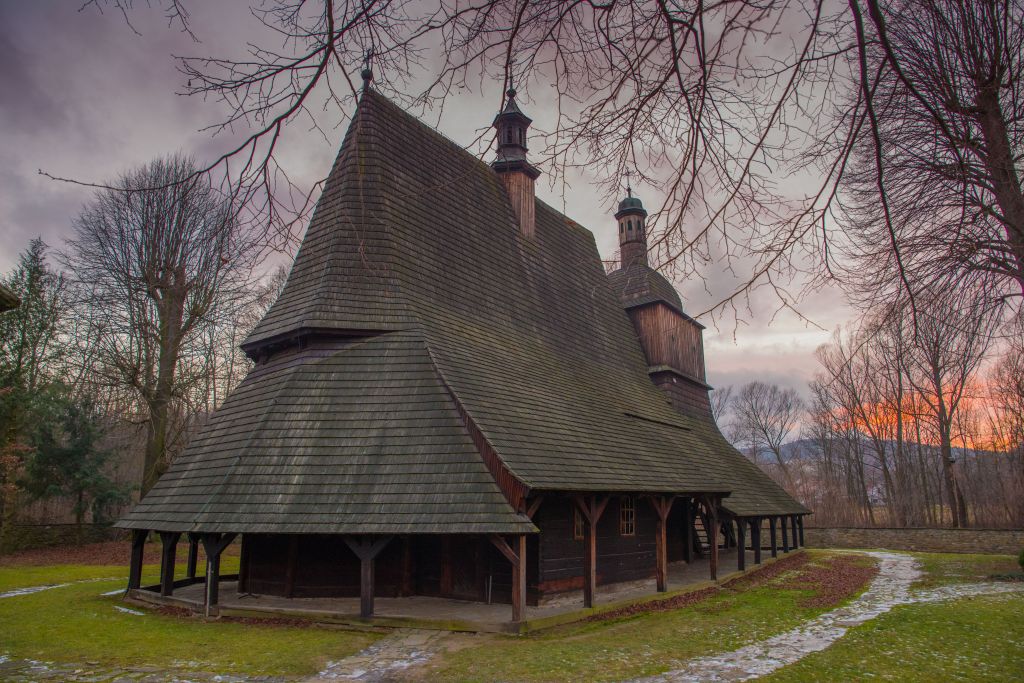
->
[417,551,876,682]
[762,593,1024,682]
[0,548,1018,680]
[0,558,380,677]
[911,551,1020,588]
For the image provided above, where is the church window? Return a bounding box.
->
[628,220,633,232]
[518,127,525,145]
[620,496,636,536]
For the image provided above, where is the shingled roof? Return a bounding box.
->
[119,90,805,535]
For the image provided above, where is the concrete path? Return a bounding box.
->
[634,551,1024,682]
[308,629,448,681]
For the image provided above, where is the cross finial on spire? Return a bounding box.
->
[361,47,374,91]
[624,170,633,198]
[506,58,516,98]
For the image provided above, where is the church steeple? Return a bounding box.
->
[491,79,540,238]
[616,182,648,267]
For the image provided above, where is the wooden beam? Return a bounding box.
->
[158,531,181,597]
[647,496,673,592]
[525,496,545,520]
[682,498,694,564]
[400,536,414,597]
[440,536,453,596]
[127,529,147,590]
[769,517,778,558]
[752,519,762,565]
[791,516,800,549]
[736,518,746,572]
[237,535,250,594]
[798,516,805,547]
[701,496,719,581]
[343,536,393,618]
[488,534,527,622]
[284,536,299,598]
[513,534,526,623]
[186,532,199,580]
[781,516,790,553]
[572,495,609,608]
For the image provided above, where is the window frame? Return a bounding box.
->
[619,496,636,536]
[573,507,585,541]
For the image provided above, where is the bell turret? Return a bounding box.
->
[616,185,648,267]
[492,82,540,238]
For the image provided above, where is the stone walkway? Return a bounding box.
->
[308,630,448,681]
[633,551,1024,682]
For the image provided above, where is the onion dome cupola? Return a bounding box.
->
[491,81,541,238]
[615,185,649,267]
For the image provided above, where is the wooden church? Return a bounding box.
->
[118,75,809,623]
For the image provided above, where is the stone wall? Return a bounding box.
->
[805,526,1024,555]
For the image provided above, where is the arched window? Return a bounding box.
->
[506,129,514,144]
[619,222,624,234]
[518,128,525,145]
[627,220,633,232]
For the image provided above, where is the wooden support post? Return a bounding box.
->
[400,536,414,596]
[753,518,762,565]
[573,495,609,608]
[769,517,778,558]
[127,529,148,590]
[440,536,454,596]
[704,496,719,581]
[186,532,199,580]
[284,536,299,598]
[791,516,800,549]
[682,498,694,564]
[648,496,674,592]
[201,532,237,617]
[798,516,805,547]
[489,534,528,623]
[343,536,393,619]
[237,535,250,594]
[158,531,181,597]
[736,518,746,571]
[781,515,790,553]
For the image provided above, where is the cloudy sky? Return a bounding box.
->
[0,1,851,398]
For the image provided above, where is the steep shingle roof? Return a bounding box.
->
[120,89,805,533]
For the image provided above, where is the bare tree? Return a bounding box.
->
[62,0,1019,320]
[63,155,259,495]
[904,293,999,527]
[838,0,1024,310]
[729,381,805,486]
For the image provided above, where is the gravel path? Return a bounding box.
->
[633,551,1024,682]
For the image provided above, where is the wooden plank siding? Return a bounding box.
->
[534,496,658,594]
[628,303,706,383]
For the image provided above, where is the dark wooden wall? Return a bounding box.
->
[245,533,538,605]
[534,495,657,595]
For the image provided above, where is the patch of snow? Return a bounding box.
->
[0,583,71,598]
[114,606,145,616]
